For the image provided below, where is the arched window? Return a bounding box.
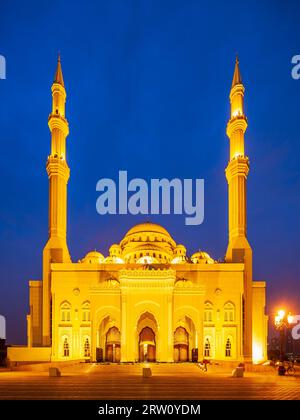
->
[224,302,235,322]
[225,338,232,357]
[84,337,90,357]
[63,337,70,357]
[204,338,211,357]
[82,302,90,322]
[60,302,71,322]
[204,302,213,322]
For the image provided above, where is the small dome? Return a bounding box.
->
[172,244,187,263]
[191,251,214,264]
[103,244,124,263]
[109,244,122,257]
[80,251,104,264]
[173,244,186,256]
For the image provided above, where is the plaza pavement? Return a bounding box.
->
[0,363,299,400]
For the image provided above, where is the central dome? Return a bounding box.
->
[124,222,172,239]
[120,222,176,263]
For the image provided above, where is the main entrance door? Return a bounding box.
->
[139,327,156,362]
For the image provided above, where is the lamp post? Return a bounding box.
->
[274,310,294,374]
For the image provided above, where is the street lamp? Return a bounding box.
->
[274,309,294,362]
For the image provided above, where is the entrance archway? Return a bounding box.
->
[174,327,189,362]
[139,327,156,362]
[97,316,121,363]
[136,312,158,362]
[173,315,197,362]
[106,326,121,362]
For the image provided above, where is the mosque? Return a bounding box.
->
[8,57,267,364]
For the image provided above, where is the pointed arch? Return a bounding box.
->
[136,311,158,362]
[81,301,91,322]
[60,301,71,322]
[83,336,91,358]
[225,336,233,357]
[204,301,214,323]
[223,302,235,322]
[61,335,70,357]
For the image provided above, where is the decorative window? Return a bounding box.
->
[225,338,232,357]
[224,302,235,322]
[82,302,90,322]
[60,302,71,322]
[63,337,70,357]
[204,302,213,322]
[84,338,90,357]
[204,338,211,357]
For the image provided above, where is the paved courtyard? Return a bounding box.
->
[0,363,300,400]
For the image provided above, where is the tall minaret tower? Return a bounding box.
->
[42,55,71,346]
[225,58,252,361]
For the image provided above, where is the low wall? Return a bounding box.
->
[204,359,272,372]
[12,360,83,371]
[7,346,51,364]
[7,347,84,371]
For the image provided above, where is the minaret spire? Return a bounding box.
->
[54,53,65,87]
[226,57,249,250]
[42,55,71,346]
[225,57,253,362]
[231,56,242,88]
[46,53,70,247]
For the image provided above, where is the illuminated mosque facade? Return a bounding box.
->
[8,57,267,364]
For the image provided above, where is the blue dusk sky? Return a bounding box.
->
[0,0,300,343]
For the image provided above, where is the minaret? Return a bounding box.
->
[42,55,71,346]
[225,57,252,361]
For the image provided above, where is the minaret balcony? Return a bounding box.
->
[48,113,69,136]
[46,156,70,181]
[226,115,248,138]
[225,156,249,180]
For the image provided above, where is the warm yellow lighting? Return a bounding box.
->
[252,341,263,364]
[137,256,157,264]
[6,58,269,367]
[287,313,294,324]
[233,152,243,159]
[278,309,285,320]
[232,109,241,118]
